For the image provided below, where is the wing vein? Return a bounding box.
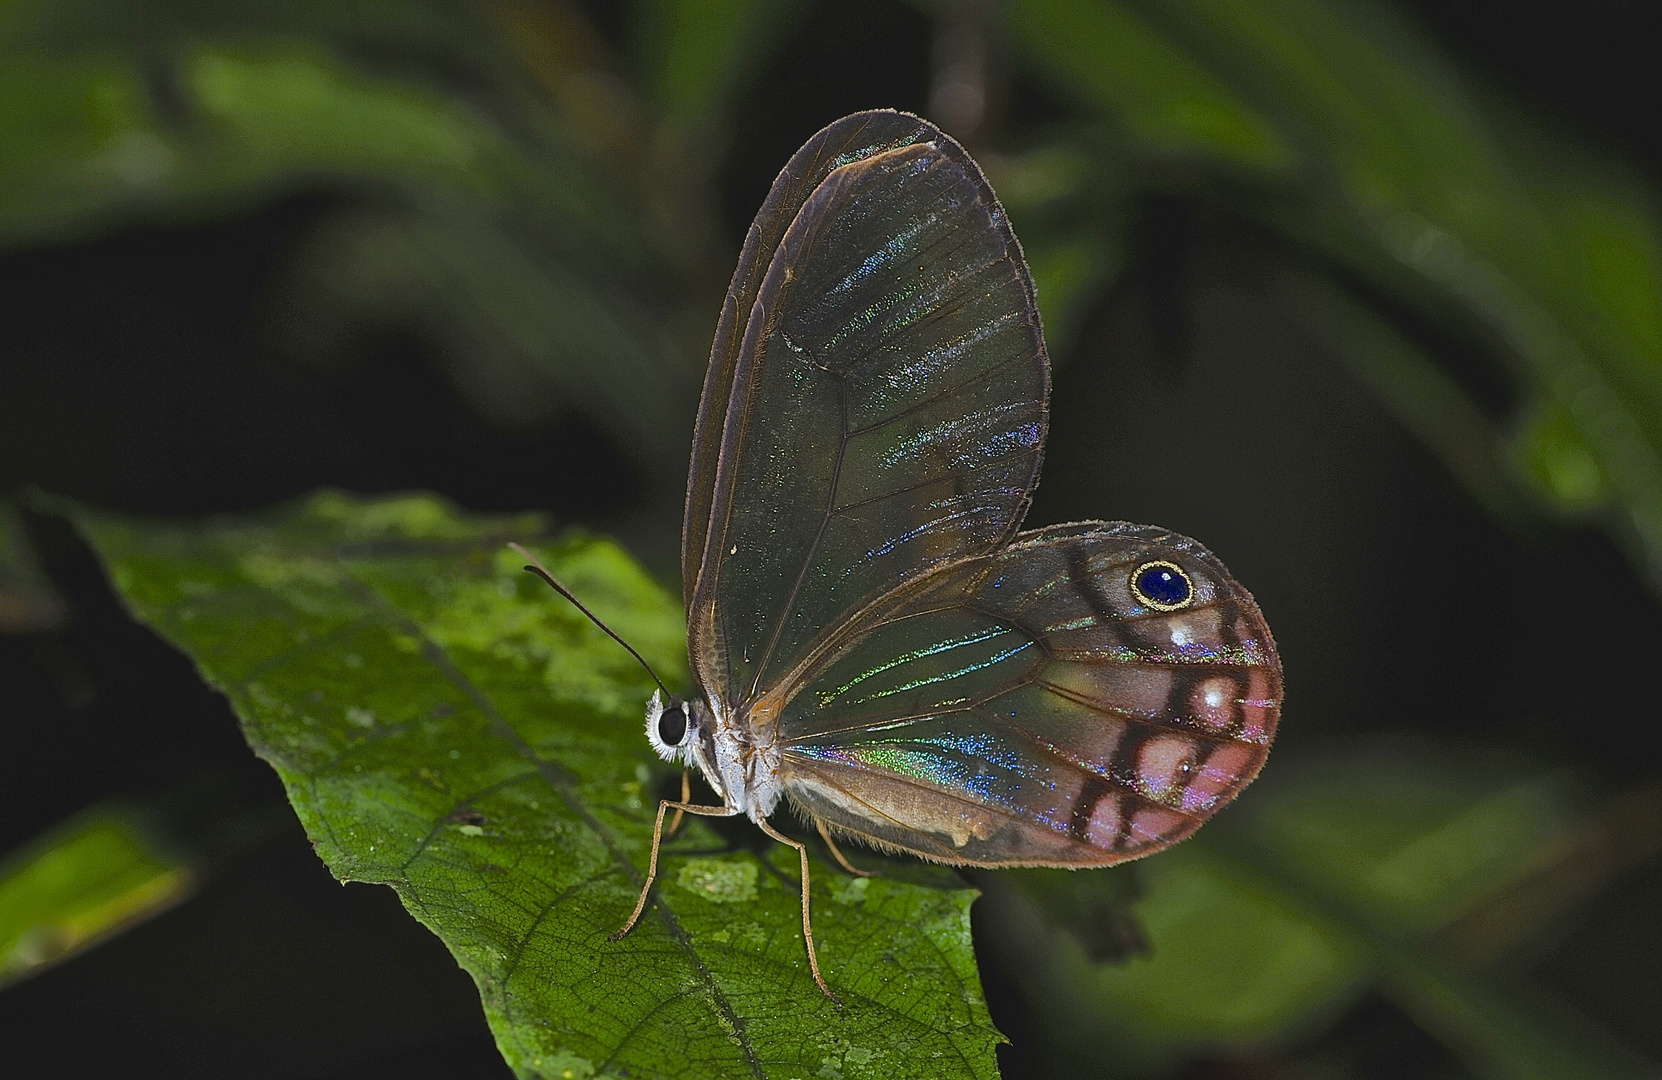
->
[842,340,1032,440]
[1035,678,1252,746]
[831,444,1039,515]
[962,703,1207,818]
[745,370,853,700]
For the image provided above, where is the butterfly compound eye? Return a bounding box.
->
[1131,561,1193,611]
[657,703,688,746]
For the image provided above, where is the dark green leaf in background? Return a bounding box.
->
[642,0,808,126]
[0,1,716,552]
[0,804,197,987]
[1006,0,1662,595]
[976,739,1653,1079]
[73,492,1001,1080]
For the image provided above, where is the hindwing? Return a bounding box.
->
[772,523,1281,867]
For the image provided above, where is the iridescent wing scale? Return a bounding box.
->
[683,112,1047,711]
[776,522,1281,866]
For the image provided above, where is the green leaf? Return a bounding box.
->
[74,491,1001,1080]
[1220,740,1580,939]
[978,846,1369,1077]
[0,805,197,986]
[0,40,516,244]
[641,0,805,123]
[1006,0,1293,172]
[1514,400,1608,510]
[0,8,635,247]
[182,43,503,187]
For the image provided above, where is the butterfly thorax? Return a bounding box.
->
[644,691,782,822]
[711,704,783,821]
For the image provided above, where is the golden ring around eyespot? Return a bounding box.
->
[1129,560,1194,612]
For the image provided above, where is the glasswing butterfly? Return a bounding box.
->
[519,110,1281,1002]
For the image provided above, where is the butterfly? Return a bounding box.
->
[520,110,1281,1003]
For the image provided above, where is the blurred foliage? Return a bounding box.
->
[74,492,1000,1080]
[999,0,1662,589]
[5,0,1662,1077]
[7,0,1662,582]
[0,0,724,542]
[0,499,65,633]
[978,741,1659,1078]
[0,804,196,987]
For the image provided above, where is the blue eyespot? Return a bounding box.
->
[1131,561,1193,611]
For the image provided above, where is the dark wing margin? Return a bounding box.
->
[774,523,1282,868]
[685,111,1049,710]
[682,111,935,609]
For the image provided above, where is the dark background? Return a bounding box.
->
[3,1,1661,1077]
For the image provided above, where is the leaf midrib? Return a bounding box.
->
[332,568,772,1080]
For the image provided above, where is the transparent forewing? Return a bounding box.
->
[775,523,1281,867]
[688,120,1047,710]
[683,111,939,609]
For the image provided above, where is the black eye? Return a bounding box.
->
[1131,561,1193,611]
[657,704,688,746]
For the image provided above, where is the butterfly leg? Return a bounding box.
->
[610,798,737,941]
[757,818,841,1004]
[813,816,876,878]
[665,770,691,838]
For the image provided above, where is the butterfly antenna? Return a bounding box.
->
[508,542,673,699]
